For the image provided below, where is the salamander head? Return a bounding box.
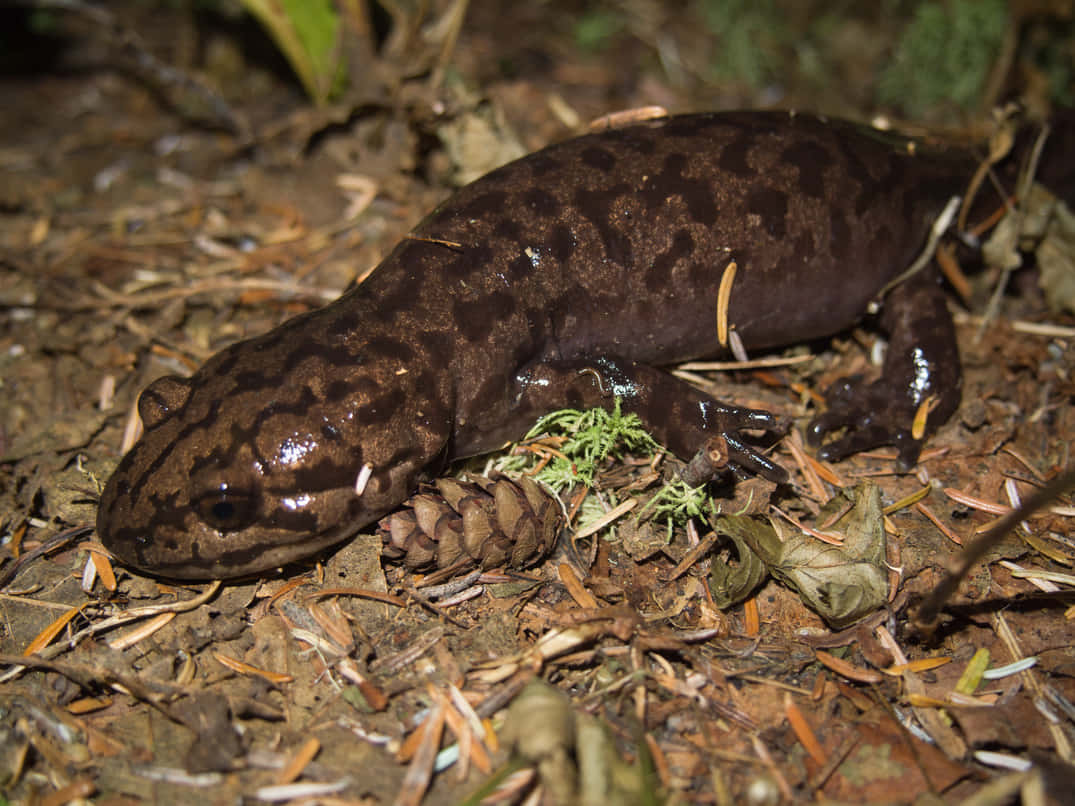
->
[96,329,450,580]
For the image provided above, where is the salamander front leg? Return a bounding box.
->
[510,355,790,485]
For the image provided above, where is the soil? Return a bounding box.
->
[1,2,1074,804]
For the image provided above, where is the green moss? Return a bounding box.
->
[1026,17,1075,106]
[573,9,627,53]
[636,474,715,536]
[503,399,660,491]
[878,0,1008,116]
[701,0,791,88]
[498,401,723,539]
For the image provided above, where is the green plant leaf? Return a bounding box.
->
[710,482,888,628]
[706,526,768,608]
[241,0,343,104]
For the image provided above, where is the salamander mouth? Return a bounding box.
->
[96,468,391,579]
[104,521,364,581]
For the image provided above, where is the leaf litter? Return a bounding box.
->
[1,3,1075,804]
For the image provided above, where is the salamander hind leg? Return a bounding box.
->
[807,276,961,470]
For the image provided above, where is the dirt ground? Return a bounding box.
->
[1,2,1074,804]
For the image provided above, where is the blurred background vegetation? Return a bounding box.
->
[2,0,1072,124]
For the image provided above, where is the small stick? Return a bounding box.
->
[913,467,1075,631]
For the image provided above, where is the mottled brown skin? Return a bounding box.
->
[97,110,1034,579]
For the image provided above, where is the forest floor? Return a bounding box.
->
[1,2,1073,804]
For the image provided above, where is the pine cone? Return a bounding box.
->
[379,473,562,570]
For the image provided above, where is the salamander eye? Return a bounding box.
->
[195,485,258,533]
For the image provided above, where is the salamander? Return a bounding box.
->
[96,109,1072,580]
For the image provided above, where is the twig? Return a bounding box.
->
[913,467,1075,630]
[25,0,250,138]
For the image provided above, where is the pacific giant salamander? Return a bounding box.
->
[96,109,1074,579]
